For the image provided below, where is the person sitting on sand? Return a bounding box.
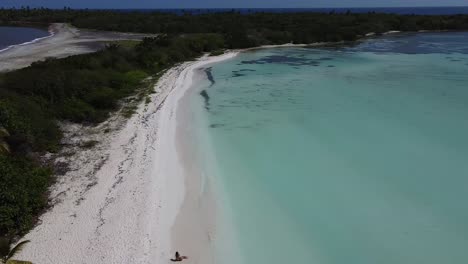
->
[170,251,188,262]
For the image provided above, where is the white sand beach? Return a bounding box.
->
[0,23,152,72]
[15,52,237,264]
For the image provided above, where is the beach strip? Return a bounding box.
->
[16,52,237,264]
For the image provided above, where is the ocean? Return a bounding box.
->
[190,32,468,264]
[0,26,51,52]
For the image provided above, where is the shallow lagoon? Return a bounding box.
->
[192,32,468,264]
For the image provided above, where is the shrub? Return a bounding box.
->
[0,155,51,236]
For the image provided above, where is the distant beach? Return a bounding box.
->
[0,23,152,72]
[0,26,52,52]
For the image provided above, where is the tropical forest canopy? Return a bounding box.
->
[1,8,468,46]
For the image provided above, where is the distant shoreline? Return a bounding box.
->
[53,6,468,15]
[0,25,55,53]
[0,23,153,72]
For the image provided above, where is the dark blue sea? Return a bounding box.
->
[116,6,468,15]
[0,26,51,52]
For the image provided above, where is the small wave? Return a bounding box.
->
[0,27,55,53]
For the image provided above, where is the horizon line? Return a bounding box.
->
[2,5,468,9]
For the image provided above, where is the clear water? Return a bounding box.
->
[191,32,468,264]
[0,26,50,51]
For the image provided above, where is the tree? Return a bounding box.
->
[0,127,10,154]
[0,238,30,264]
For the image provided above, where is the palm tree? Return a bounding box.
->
[0,238,30,264]
[0,126,10,154]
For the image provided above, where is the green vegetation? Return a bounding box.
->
[210,49,225,56]
[0,33,224,239]
[2,8,468,47]
[0,156,51,236]
[2,8,468,242]
[1,237,30,263]
[113,40,141,48]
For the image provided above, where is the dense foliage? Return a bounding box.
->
[0,33,224,238]
[2,8,468,47]
[1,7,468,240]
[0,156,51,236]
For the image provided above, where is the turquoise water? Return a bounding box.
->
[192,32,468,264]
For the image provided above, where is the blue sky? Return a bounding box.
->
[1,0,467,9]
